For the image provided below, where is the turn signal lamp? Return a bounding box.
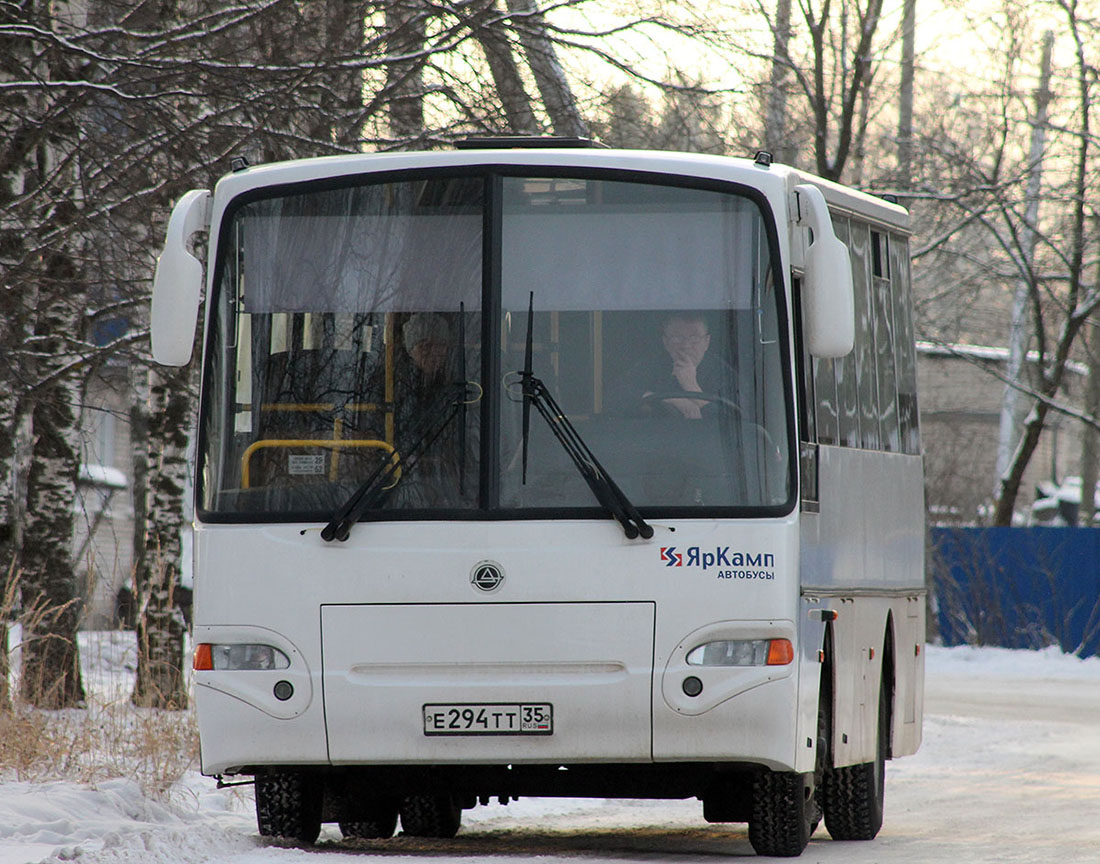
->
[686,638,794,667]
[193,643,290,671]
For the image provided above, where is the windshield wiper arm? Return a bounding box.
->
[518,292,652,541]
[322,304,475,543]
[321,387,467,542]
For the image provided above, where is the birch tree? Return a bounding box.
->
[0,0,92,709]
[386,0,427,144]
[0,0,39,711]
[995,31,1053,493]
[21,284,87,708]
[473,1,538,134]
[989,3,1100,525]
[504,0,588,137]
[754,0,890,180]
[764,0,795,164]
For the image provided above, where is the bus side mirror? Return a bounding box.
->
[795,183,854,358]
[151,189,210,366]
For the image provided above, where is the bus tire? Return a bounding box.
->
[822,669,888,841]
[748,770,812,857]
[399,794,462,838]
[340,801,399,840]
[255,771,322,845]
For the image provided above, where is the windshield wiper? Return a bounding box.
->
[322,306,475,542]
[517,292,653,541]
[321,384,468,542]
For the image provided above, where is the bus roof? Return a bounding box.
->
[210,147,909,234]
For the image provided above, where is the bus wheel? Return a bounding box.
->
[339,800,399,840]
[748,770,813,857]
[399,794,462,838]
[822,670,888,841]
[255,771,322,845]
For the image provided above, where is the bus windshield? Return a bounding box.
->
[197,171,793,520]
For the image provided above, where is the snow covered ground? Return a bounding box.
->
[3,642,1100,863]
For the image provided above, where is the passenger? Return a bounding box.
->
[402,312,452,383]
[393,312,475,507]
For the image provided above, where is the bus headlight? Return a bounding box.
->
[686,638,793,667]
[193,643,291,671]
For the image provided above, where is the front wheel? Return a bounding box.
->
[748,770,813,857]
[255,771,322,845]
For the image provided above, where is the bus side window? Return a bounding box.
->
[872,230,900,452]
[803,265,840,448]
[848,220,880,450]
[831,216,860,448]
[814,357,838,446]
[890,235,921,455]
[793,277,820,504]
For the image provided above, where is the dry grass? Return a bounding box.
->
[0,695,198,796]
[1,596,199,798]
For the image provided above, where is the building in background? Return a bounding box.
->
[917,342,1088,526]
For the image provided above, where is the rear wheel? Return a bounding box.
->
[339,800,399,840]
[254,771,322,845]
[822,664,889,841]
[748,770,813,857]
[399,794,462,838]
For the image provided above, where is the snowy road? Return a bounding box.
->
[5,645,1100,863]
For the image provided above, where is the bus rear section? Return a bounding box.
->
[151,145,924,857]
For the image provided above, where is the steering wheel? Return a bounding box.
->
[641,391,782,462]
[641,390,744,419]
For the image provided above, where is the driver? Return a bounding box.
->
[647,314,714,419]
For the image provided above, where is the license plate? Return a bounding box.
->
[423,703,553,736]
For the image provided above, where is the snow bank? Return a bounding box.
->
[0,776,253,864]
[928,642,1100,680]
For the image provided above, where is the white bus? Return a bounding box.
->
[152,140,924,858]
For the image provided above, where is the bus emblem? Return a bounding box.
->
[471,561,505,592]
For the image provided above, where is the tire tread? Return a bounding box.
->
[749,771,811,857]
[255,772,322,844]
[399,795,461,838]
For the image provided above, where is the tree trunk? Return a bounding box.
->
[995,31,1053,489]
[476,2,538,134]
[387,0,426,144]
[1080,320,1100,527]
[805,0,885,181]
[765,0,794,164]
[504,0,588,137]
[316,0,368,149]
[1077,220,1100,527]
[0,0,45,714]
[131,363,192,708]
[0,287,23,713]
[896,0,916,188]
[20,285,86,709]
[991,20,1093,526]
[129,364,150,629]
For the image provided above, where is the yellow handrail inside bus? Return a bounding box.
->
[241,438,399,489]
[260,403,335,413]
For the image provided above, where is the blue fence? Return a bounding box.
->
[931,527,1100,658]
